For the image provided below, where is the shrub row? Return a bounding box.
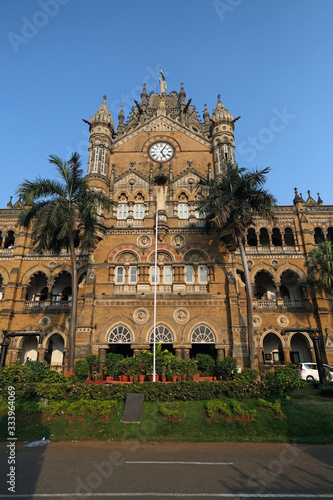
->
[0,362,301,401]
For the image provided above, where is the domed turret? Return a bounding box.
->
[87,96,113,180]
[211,94,236,176]
[90,95,115,132]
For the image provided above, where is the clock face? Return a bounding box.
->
[149,141,174,162]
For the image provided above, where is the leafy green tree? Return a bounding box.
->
[196,163,276,369]
[16,153,115,373]
[306,241,333,294]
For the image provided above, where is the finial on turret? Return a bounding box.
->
[159,68,167,95]
[317,192,323,205]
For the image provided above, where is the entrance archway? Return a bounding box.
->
[20,336,38,362]
[106,324,133,357]
[290,333,312,363]
[262,332,284,364]
[45,334,64,366]
[190,324,217,359]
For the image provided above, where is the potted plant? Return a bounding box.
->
[103,352,124,380]
[184,358,198,381]
[86,354,101,381]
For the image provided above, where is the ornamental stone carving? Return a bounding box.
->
[39,316,51,328]
[172,234,185,248]
[115,252,139,264]
[138,235,151,248]
[184,250,207,263]
[277,315,289,327]
[174,308,189,324]
[253,315,262,328]
[133,308,149,324]
[149,251,173,263]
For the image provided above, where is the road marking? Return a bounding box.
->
[126,460,234,465]
[1,494,333,498]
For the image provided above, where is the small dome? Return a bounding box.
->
[90,95,115,130]
[212,94,234,123]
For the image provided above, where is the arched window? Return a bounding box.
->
[27,272,48,301]
[259,228,270,247]
[4,231,15,249]
[191,325,215,343]
[108,325,132,343]
[327,227,333,243]
[254,270,277,300]
[280,270,302,301]
[314,227,325,244]
[53,271,71,302]
[185,265,194,283]
[247,228,258,246]
[272,228,282,246]
[284,227,295,246]
[149,324,174,343]
[116,267,124,283]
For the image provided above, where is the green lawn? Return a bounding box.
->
[1,388,333,444]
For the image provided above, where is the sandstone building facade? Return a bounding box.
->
[1,81,333,372]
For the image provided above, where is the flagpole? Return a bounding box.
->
[153,208,158,382]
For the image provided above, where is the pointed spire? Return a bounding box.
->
[317,192,323,205]
[141,83,148,105]
[293,187,304,204]
[203,103,210,123]
[117,105,125,132]
[213,94,234,123]
[179,82,186,105]
[90,95,115,131]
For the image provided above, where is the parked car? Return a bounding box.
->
[296,362,333,382]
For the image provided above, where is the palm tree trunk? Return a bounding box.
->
[67,237,78,374]
[236,234,255,369]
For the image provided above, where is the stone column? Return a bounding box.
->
[175,348,183,359]
[183,348,190,360]
[216,348,225,360]
[37,348,46,362]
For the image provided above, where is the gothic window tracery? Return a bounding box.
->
[117,194,128,219]
[108,325,133,343]
[149,324,174,343]
[191,325,215,343]
[178,192,189,219]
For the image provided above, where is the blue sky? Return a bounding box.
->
[1,0,332,208]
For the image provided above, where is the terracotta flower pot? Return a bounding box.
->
[121,375,129,382]
[138,374,145,383]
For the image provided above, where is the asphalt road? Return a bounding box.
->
[0,441,333,499]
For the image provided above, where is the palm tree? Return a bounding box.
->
[16,153,115,373]
[306,241,333,295]
[196,162,276,369]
